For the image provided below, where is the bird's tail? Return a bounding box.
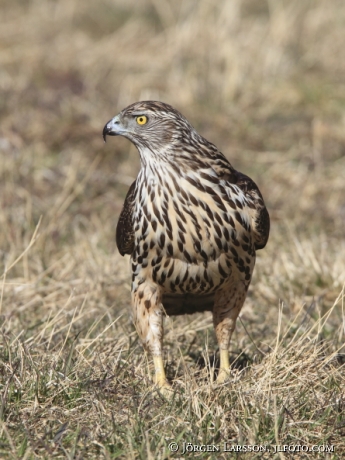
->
[162,292,214,316]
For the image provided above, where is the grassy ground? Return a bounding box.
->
[1,0,345,458]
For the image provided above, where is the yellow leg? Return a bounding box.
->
[213,282,247,385]
[153,355,172,394]
[216,349,230,383]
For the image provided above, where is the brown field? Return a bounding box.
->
[1,0,345,458]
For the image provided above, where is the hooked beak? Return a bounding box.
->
[102,115,124,142]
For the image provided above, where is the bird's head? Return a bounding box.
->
[103,101,197,161]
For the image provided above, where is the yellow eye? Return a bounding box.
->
[136,115,147,125]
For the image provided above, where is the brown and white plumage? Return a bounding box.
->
[103,101,269,391]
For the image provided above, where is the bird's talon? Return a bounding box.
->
[216,369,230,384]
[155,380,173,398]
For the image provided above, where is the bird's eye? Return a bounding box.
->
[136,115,147,125]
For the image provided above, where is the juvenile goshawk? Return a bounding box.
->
[103,101,269,392]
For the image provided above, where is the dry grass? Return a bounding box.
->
[1,0,345,458]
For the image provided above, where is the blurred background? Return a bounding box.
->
[1,0,345,336]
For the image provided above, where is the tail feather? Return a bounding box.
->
[162,292,214,316]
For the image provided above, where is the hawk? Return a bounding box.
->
[103,101,269,392]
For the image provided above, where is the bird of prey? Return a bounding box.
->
[103,101,269,392]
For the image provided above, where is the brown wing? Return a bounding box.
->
[210,161,270,250]
[116,180,136,256]
[234,171,270,250]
